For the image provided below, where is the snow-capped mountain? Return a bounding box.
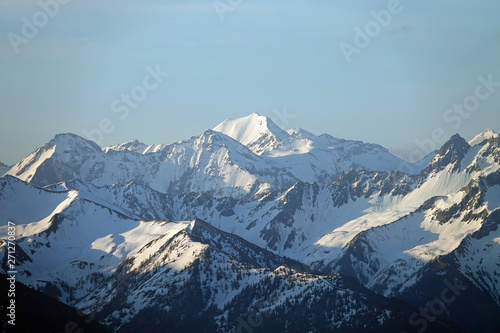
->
[102,139,149,154]
[1,116,499,332]
[214,112,290,155]
[0,177,455,332]
[5,114,419,199]
[5,131,266,198]
[468,128,499,146]
[215,113,419,179]
[103,139,168,155]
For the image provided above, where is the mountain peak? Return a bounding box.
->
[103,139,148,154]
[287,128,317,140]
[468,129,498,146]
[213,113,290,155]
[420,133,470,177]
[446,133,469,149]
[49,133,102,153]
[436,134,470,164]
[250,111,264,117]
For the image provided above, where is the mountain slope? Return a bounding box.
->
[0,273,110,333]
[1,121,499,332]
[0,179,447,332]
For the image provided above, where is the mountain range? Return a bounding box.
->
[1,113,499,332]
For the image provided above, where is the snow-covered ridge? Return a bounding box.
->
[103,139,148,154]
[0,178,424,331]
[1,125,499,332]
[4,114,424,198]
[469,128,499,146]
[103,139,169,154]
[287,127,317,140]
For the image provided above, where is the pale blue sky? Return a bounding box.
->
[1,0,499,164]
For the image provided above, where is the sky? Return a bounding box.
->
[1,0,499,164]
